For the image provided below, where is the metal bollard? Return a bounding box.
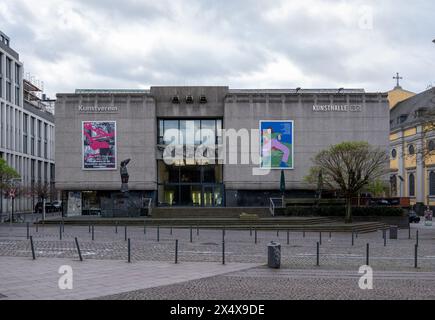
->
[384,229,387,247]
[416,230,419,247]
[124,226,127,241]
[59,224,62,240]
[62,222,65,233]
[414,244,418,268]
[75,237,83,262]
[408,227,411,240]
[276,229,279,237]
[222,229,225,242]
[366,243,370,266]
[319,232,322,245]
[157,225,160,242]
[27,222,30,239]
[316,242,320,266]
[170,226,173,235]
[115,223,118,234]
[250,226,252,237]
[222,240,225,265]
[197,225,199,236]
[255,228,258,244]
[351,231,354,246]
[143,221,146,235]
[30,236,36,260]
[287,230,289,245]
[190,226,193,243]
[36,223,38,233]
[92,225,94,241]
[175,239,178,264]
[128,238,131,263]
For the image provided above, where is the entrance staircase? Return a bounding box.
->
[39,206,388,233]
[151,207,270,218]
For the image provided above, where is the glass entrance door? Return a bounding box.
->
[157,160,224,207]
[203,185,223,207]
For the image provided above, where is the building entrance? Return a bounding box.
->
[157,162,224,207]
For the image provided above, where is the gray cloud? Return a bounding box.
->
[0,0,434,97]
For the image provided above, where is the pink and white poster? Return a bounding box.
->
[82,121,117,170]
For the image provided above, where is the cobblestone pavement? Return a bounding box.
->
[96,266,435,300]
[0,223,434,271]
[0,257,258,300]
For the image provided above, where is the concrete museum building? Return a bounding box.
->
[55,86,389,217]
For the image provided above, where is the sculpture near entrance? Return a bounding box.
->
[120,159,131,193]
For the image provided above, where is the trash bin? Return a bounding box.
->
[389,225,398,239]
[267,241,281,268]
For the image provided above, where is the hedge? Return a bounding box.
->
[275,206,405,217]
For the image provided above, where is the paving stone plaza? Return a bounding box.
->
[0,221,434,300]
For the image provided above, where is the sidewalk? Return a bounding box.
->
[0,257,259,300]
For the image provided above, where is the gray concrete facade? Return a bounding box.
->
[55,86,389,212]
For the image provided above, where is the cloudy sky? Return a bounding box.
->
[1,0,434,98]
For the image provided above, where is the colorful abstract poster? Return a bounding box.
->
[82,121,117,170]
[260,120,294,169]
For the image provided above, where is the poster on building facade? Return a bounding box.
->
[260,120,294,169]
[67,191,82,217]
[82,121,117,170]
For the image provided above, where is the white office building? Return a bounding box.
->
[0,30,55,216]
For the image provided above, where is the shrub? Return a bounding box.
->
[275,206,405,217]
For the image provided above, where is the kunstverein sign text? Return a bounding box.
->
[78,105,119,113]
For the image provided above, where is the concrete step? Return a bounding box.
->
[38,216,386,233]
[151,207,271,218]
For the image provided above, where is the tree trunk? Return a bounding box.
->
[345,197,352,223]
[42,197,46,222]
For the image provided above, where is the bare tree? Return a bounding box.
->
[306,142,389,223]
[29,182,52,220]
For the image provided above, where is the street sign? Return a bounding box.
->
[9,188,16,199]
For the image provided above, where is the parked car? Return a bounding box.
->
[34,201,56,213]
[51,200,62,212]
[408,211,421,223]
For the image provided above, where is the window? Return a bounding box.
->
[398,114,408,124]
[430,172,435,196]
[158,119,222,147]
[44,123,48,159]
[408,173,415,197]
[30,117,35,156]
[15,64,20,85]
[428,140,435,152]
[408,144,415,155]
[390,175,397,196]
[37,120,42,157]
[391,149,397,159]
[23,114,28,154]
[6,82,11,102]
[6,58,11,79]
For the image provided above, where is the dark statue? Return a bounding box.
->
[120,159,131,193]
